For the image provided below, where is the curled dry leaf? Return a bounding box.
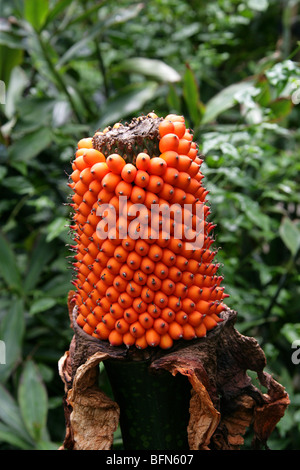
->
[58,292,289,450]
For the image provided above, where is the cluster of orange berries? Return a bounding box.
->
[68,113,228,349]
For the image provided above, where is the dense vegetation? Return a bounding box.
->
[0,0,299,450]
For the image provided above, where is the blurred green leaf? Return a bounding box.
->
[18,360,48,442]
[8,127,52,162]
[201,80,255,124]
[46,217,68,242]
[24,0,49,32]
[279,217,300,257]
[24,236,55,292]
[0,232,21,291]
[113,57,181,83]
[183,64,202,125]
[0,298,25,383]
[0,385,33,447]
[29,297,56,316]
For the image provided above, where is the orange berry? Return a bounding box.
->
[115,318,129,334]
[141,286,155,304]
[173,121,186,139]
[176,155,192,172]
[106,153,126,174]
[145,328,161,347]
[108,329,124,346]
[126,281,142,298]
[175,310,189,325]
[131,185,146,204]
[139,312,154,329]
[113,275,127,293]
[188,311,203,327]
[154,262,169,279]
[147,175,164,193]
[115,180,132,198]
[123,307,138,324]
[127,251,142,270]
[159,333,173,349]
[118,292,133,309]
[167,295,182,312]
[121,163,137,183]
[194,322,207,338]
[95,322,111,340]
[153,318,169,335]
[133,270,147,286]
[136,152,150,170]
[130,321,145,338]
[132,297,147,314]
[182,323,196,340]
[119,264,134,281]
[154,291,168,309]
[159,119,175,137]
[163,167,179,185]
[134,170,150,188]
[161,307,175,323]
[90,162,110,180]
[148,157,167,176]
[102,313,116,329]
[77,137,93,149]
[83,148,105,166]
[159,133,179,153]
[177,139,191,155]
[140,257,155,274]
[147,303,161,318]
[102,172,122,192]
[109,302,124,319]
[123,331,136,347]
[135,334,148,349]
[203,315,218,331]
[168,321,183,340]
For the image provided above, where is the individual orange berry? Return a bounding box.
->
[121,236,136,252]
[113,276,127,293]
[176,155,192,172]
[175,310,189,325]
[167,295,182,312]
[115,180,132,198]
[159,150,179,167]
[90,162,110,181]
[132,297,147,314]
[177,139,191,155]
[188,311,203,327]
[159,119,175,137]
[130,321,145,338]
[148,244,163,262]
[76,313,86,327]
[127,251,142,270]
[74,179,89,196]
[194,322,207,338]
[95,322,111,340]
[153,318,169,335]
[161,307,175,323]
[118,292,133,309]
[165,114,185,123]
[167,266,183,283]
[102,313,116,329]
[159,133,179,153]
[161,279,175,296]
[130,185,146,204]
[173,121,186,139]
[148,157,167,176]
[158,182,174,201]
[98,188,114,204]
[135,239,150,257]
[119,264,134,281]
[140,257,155,274]
[161,248,176,267]
[147,175,164,194]
[108,329,124,346]
[135,334,148,349]
[115,318,129,334]
[182,323,196,340]
[108,303,123,319]
[153,262,169,279]
[105,285,119,303]
[123,307,139,324]
[159,333,173,349]
[83,148,105,166]
[126,281,142,298]
[133,270,147,286]
[146,274,161,291]
[121,163,137,183]
[102,172,122,192]
[77,137,93,149]
[123,331,136,347]
[168,321,184,340]
[147,303,162,318]
[134,170,150,188]
[173,282,188,299]
[136,152,150,170]
[163,167,179,185]
[106,153,126,174]
[145,328,161,347]
[141,286,155,304]
[203,315,218,331]
[139,312,154,329]
[83,322,95,335]
[195,300,212,315]
[154,291,168,309]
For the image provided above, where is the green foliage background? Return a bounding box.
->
[0,0,299,450]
